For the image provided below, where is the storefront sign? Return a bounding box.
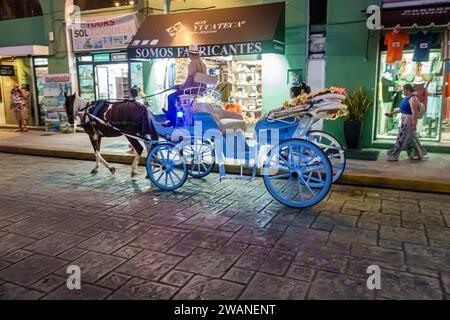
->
[111,53,128,61]
[381,4,450,27]
[0,65,15,76]
[383,0,450,8]
[72,14,137,52]
[131,42,264,59]
[93,53,111,62]
[128,3,285,59]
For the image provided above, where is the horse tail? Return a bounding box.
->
[144,107,159,150]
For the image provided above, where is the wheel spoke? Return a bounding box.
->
[276,179,292,194]
[151,154,163,165]
[297,179,305,202]
[269,173,291,180]
[286,181,295,200]
[168,172,176,186]
[300,176,317,197]
[155,171,164,183]
[303,174,325,184]
[171,168,182,180]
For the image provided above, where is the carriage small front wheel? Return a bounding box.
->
[182,139,215,179]
[262,139,333,208]
[146,143,188,191]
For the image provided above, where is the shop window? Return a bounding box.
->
[74,0,138,11]
[0,0,43,21]
[376,49,445,143]
[309,0,327,26]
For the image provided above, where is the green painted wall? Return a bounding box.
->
[40,0,72,74]
[262,0,308,113]
[0,16,47,47]
[324,0,381,148]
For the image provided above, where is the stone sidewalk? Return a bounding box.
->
[0,153,449,300]
[1,129,450,194]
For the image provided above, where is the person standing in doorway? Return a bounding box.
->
[166,45,207,127]
[10,82,29,132]
[385,83,427,161]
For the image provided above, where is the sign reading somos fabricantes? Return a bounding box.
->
[128,2,285,59]
[72,14,137,52]
[132,43,265,59]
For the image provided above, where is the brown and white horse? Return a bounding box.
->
[64,93,158,177]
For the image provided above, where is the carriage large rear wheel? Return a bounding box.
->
[262,139,332,208]
[146,143,188,191]
[307,130,346,183]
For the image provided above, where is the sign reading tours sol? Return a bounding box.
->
[128,3,285,59]
[0,65,15,76]
[72,14,137,52]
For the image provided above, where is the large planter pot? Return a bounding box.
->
[344,120,362,149]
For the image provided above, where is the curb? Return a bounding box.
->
[1,145,449,195]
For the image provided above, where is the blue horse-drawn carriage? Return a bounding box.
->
[145,78,347,208]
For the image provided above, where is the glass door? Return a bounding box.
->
[95,63,129,100]
[95,65,109,100]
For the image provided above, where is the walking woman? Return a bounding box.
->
[10,82,29,132]
[386,83,427,161]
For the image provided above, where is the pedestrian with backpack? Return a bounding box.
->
[385,83,427,161]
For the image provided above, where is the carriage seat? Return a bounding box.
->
[192,101,246,132]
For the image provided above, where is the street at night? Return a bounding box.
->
[0,153,449,300]
[1,0,450,312]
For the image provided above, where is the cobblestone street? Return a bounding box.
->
[0,153,449,300]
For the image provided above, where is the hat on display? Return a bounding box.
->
[188,45,200,54]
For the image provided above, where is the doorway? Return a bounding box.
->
[94,63,129,100]
[0,75,18,125]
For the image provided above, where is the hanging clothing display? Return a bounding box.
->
[381,75,395,103]
[411,31,435,62]
[446,61,450,98]
[426,96,441,118]
[384,31,410,64]
[444,62,450,120]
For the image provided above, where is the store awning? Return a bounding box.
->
[0,45,49,57]
[128,2,285,59]
[381,4,450,28]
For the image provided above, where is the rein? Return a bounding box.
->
[142,86,177,98]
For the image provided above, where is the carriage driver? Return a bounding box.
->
[166,45,207,127]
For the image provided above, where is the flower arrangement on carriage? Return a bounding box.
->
[267,87,348,121]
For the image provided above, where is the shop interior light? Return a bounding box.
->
[129,0,135,5]
[115,2,120,7]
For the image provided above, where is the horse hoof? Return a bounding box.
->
[109,167,116,174]
[131,171,138,177]
[145,174,150,180]
[91,169,98,174]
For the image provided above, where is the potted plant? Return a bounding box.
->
[343,88,371,149]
